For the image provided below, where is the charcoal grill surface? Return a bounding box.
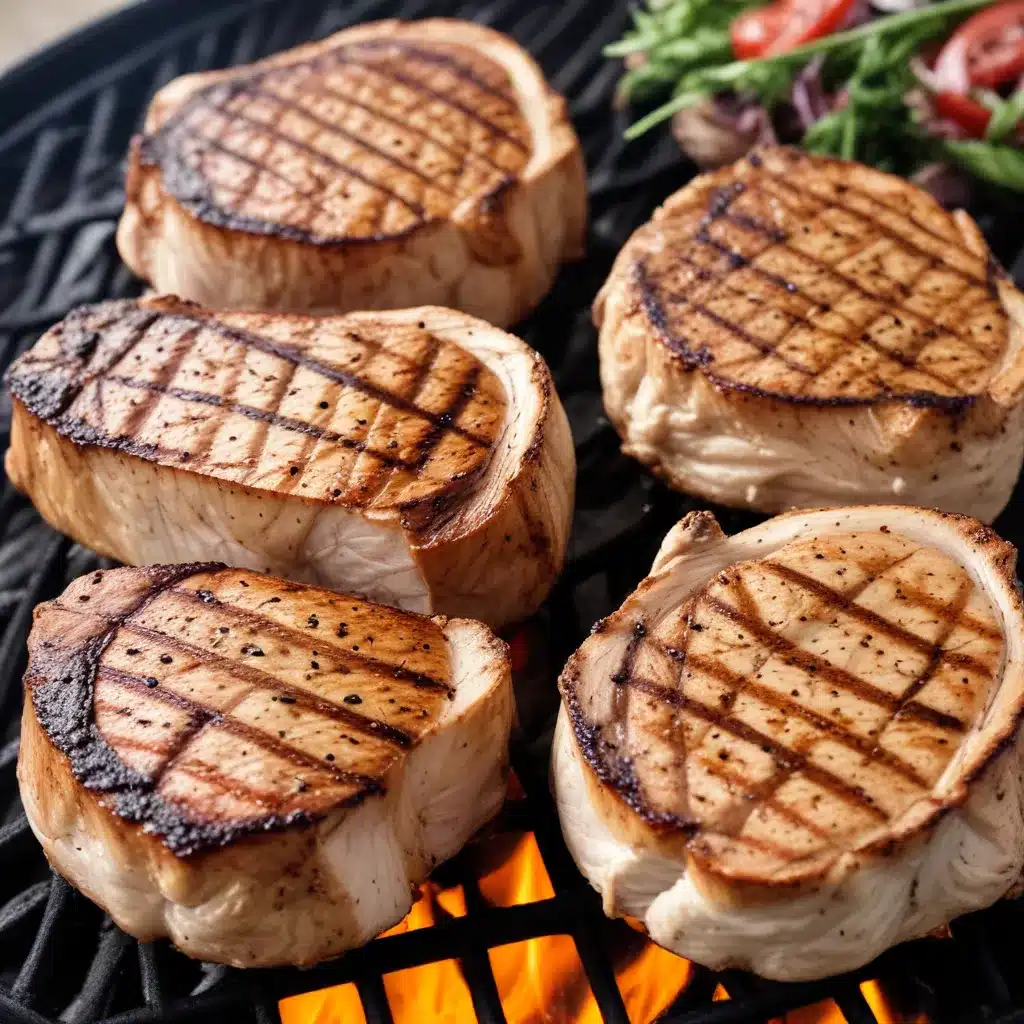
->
[1,1,1024,1022]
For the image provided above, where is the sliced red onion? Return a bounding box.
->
[905,87,971,140]
[932,33,970,93]
[910,55,943,93]
[912,162,973,208]
[839,0,873,29]
[869,0,928,11]
[792,56,830,130]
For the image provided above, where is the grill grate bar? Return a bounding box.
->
[550,6,630,95]
[0,992,58,1024]
[461,879,511,1024]
[10,874,72,1005]
[356,974,396,1024]
[138,944,165,1010]
[3,131,69,226]
[251,992,281,1024]
[834,986,880,1024]
[96,989,251,1024]
[70,88,118,199]
[0,535,66,714]
[0,734,20,771]
[0,1,1021,1023]
[61,926,135,1024]
[0,196,125,249]
[951,914,1013,1012]
[0,879,50,937]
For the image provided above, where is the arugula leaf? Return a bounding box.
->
[986,88,1024,145]
[944,142,1024,190]
[801,18,936,175]
[618,0,992,140]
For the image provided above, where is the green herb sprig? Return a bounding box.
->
[617,0,992,140]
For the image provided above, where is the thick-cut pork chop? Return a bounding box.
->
[596,147,1024,520]
[554,505,1024,980]
[19,563,512,966]
[4,296,575,628]
[116,18,586,328]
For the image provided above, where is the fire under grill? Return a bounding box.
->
[2,0,1024,1022]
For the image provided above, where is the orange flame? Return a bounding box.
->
[861,980,929,1024]
[279,814,927,1024]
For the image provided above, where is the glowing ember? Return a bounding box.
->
[279,819,692,1024]
[278,805,921,1024]
[772,1000,845,1023]
[861,979,929,1024]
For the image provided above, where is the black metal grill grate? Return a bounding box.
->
[2,1,1024,1022]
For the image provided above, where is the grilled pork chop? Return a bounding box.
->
[116,18,586,328]
[19,563,512,966]
[596,147,1024,520]
[554,505,1024,980]
[4,296,574,628]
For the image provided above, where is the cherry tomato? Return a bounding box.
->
[933,1,1024,92]
[730,0,856,59]
[935,90,992,138]
[507,629,530,673]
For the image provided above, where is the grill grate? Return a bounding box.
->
[1,1,1024,1022]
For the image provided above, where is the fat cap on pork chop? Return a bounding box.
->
[116,18,586,327]
[554,505,1024,980]
[595,147,1024,520]
[4,296,575,628]
[18,564,512,966]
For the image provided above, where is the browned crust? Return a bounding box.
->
[135,36,531,247]
[19,565,456,855]
[558,505,1024,895]
[603,147,1024,417]
[3,300,573,627]
[4,295,502,518]
[117,19,587,325]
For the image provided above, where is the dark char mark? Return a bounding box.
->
[5,307,159,422]
[9,304,495,489]
[22,563,320,856]
[762,561,992,675]
[684,651,930,790]
[639,168,988,412]
[624,672,890,822]
[638,257,978,413]
[339,41,527,150]
[138,38,526,246]
[116,619,414,747]
[172,585,453,695]
[705,594,965,733]
[99,665,382,791]
[176,312,492,448]
[105,373,414,471]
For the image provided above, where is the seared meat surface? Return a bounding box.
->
[19,565,512,965]
[142,39,532,244]
[554,506,1024,980]
[5,297,575,627]
[117,19,587,326]
[597,148,1024,519]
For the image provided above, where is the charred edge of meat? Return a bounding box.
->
[7,302,499,510]
[137,128,429,249]
[560,662,700,835]
[25,563,367,856]
[635,261,979,414]
[136,40,527,247]
[3,304,157,422]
